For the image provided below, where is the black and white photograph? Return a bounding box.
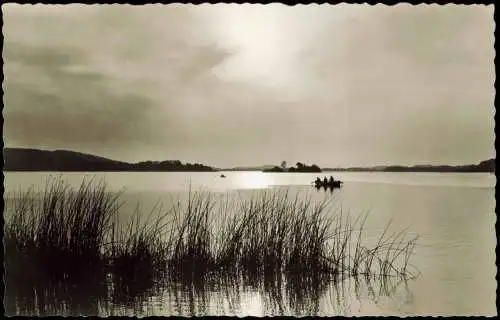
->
[2,3,496,316]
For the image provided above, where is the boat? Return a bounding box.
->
[313,179,343,188]
[220,174,227,178]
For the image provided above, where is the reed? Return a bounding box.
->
[5,177,418,289]
[4,176,122,279]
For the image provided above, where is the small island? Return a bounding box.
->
[262,162,322,173]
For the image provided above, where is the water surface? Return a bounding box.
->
[3,171,496,316]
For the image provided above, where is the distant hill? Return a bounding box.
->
[3,148,215,172]
[323,158,495,173]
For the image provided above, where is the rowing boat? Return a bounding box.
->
[313,180,343,188]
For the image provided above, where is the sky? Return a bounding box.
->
[2,4,495,168]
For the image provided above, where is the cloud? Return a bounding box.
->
[2,4,238,160]
[291,4,495,165]
[2,4,495,166]
[3,40,188,151]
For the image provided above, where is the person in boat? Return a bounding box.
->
[315,177,321,185]
[323,177,328,185]
[329,176,335,184]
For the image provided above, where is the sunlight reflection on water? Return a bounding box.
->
[235,171,273,190]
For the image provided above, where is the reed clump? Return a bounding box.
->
[4,177,121,279]
[211,190,418,279]
[5,177,418,292]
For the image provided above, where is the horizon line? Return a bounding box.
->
[4,146,495,170]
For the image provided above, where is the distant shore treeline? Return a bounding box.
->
[227,159,495,173]
[3,147,494,173]
[323,158,495,173]
[3,148,215,172]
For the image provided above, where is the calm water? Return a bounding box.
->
[3,171,497,316]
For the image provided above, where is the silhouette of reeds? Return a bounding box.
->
[4,177,121,279]
[209,190,418,279]
[4,176,418,316]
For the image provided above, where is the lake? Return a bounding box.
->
[3,171,496,316]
